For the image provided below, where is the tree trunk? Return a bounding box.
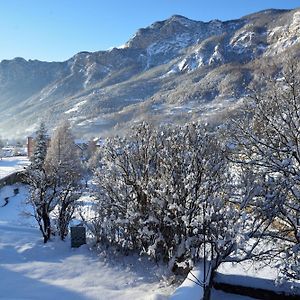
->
[203,270,215,300]
[43,233,49,244]
[41,206,51,243]
[58,200,73,240]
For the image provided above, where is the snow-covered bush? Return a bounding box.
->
[92,123,263,277]
[93,123,158,252]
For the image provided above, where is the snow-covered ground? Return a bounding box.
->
[0,184,174,300]
[169,268,261,300]
[1,183,298,300]
[170,261,300,300]
[0,156,29,179]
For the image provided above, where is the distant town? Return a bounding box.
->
[0,136,103,159]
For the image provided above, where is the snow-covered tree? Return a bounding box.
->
[25,122,54,243]
[26,168,58,243]
[30,122,48,170]
[148,123,274,300]
[45,121,82,240]
[45,121,81,184]
[93,123,158,251]
[26,121,82,242]
[0,137,4,160]
[92,122,271,299]
[228,58,300,282]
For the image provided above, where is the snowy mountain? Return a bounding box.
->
[0,8,300,138]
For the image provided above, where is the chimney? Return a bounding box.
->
[27,136,34,158]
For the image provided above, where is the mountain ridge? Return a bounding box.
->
[0,8,299,138]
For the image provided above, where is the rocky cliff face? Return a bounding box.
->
[0,8,299,138]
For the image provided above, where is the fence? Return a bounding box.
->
[213,273,300,300]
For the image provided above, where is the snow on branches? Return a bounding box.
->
[92,122,267,283]
[228,58,300,282]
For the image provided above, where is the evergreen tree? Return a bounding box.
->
[0,137,4,160]
[25,122,54,243]
[30,122,48,170]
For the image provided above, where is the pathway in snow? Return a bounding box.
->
[0,184,173,300]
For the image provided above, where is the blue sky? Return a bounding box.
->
[0,0,299,62]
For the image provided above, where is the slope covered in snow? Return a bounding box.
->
[0,156,29,179]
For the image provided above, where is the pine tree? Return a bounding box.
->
[25,122,54,243]
[30,122,48,170]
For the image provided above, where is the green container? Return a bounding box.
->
[71,226,86,248]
